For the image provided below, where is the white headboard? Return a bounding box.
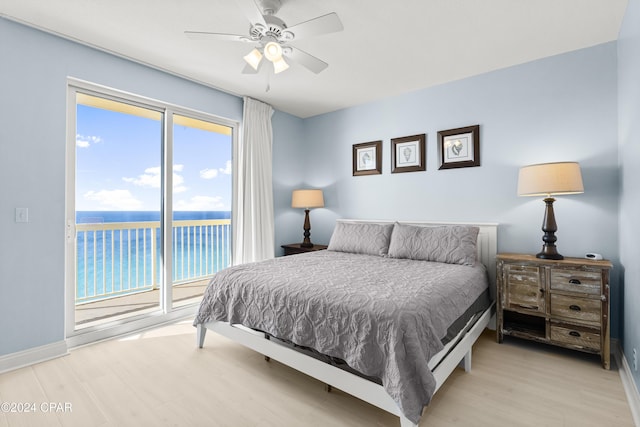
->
[336,219,498,290]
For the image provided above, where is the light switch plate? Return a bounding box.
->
[16,207,29,223]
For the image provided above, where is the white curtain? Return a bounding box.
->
[232,97,275,264]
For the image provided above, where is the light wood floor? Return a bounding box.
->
[0,323,634,427]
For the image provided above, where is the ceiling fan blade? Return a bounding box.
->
[285,13,343,40]
[233,0,267,27]
[185,31,247,42]
[286,47,328,74]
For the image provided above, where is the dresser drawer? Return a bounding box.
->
[550,268,601,295]
[550,294,600,323]
[550,322,600,351]
[504,265,544,312]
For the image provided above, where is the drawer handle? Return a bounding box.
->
[569,305,582,311]
[569,279,581,285]
[569,331,581,337]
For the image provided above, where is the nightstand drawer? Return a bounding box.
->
[504,265,544,312]
[550,322,600,351]
[506,264,540,283]
[550,268,601,295]
[550,294,600,323]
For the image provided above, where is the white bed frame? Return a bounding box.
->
[197,220,498,427]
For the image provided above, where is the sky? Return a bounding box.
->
[75,104,232,211]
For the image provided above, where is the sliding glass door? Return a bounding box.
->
[73,93,163,328]
[66,82,234,341]
[171,115,232,309]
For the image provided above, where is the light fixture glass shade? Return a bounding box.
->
[243,48,263,70]
[517,162,584,197]
[263,41,283,62]
[291,189,324,209]
[272,57,289,74]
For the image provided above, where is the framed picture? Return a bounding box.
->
[437,125,480,169]
[353,140,382,176]
[391,134,426,173]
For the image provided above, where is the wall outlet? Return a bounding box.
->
[633,348,638,372]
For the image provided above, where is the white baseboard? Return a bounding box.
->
[0,341,68,374]
[614,340,640,427]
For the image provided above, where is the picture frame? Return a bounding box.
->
[391,134,426,173]
[353,140,382,176]
[437,125,480,169]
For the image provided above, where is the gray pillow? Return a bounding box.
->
[327,222,394,256]
[387,223,479,265]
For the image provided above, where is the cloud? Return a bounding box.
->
[83,189,143,210]
[219,160,232,175]
[123,166,159,187]
[174,195,225,211]
[200,160,231,180]
[200,168,218,179]
[123,165,186,192]
[76,134,102,148]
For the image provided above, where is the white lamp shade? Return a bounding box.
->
[272,57,290,74]
[291,189,324,209]
[517,162,584,197]
[243,48,263,70]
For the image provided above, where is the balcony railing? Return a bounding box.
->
[75,219,231,304]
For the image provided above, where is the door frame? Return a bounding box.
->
[65,78,237,348]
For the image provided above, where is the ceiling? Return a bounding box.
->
[1,0,628,118]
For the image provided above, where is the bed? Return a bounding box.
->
[194,220,498,427]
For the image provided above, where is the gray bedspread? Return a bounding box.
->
[194,250,489,423]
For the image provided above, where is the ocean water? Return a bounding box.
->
[76,210,231,224]
[75,211,231,302]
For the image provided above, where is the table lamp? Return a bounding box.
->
[291,189,324,247]
[517,162,584,260]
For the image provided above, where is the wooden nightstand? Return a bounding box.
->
[496,253,612,369]
[281,243,328,256]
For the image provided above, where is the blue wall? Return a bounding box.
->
[297,42,622,337]
[618,0,640,391]
[272,110,308,248]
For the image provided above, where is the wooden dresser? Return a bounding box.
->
[496,253,612,369]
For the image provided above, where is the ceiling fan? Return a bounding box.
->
[185,0,343,75]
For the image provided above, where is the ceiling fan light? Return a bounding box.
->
[264,41,283,62]
[272,57,289,74]
[243,48,263,70]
